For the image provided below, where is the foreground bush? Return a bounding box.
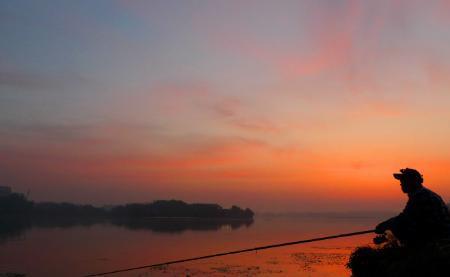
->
[347,239,450,277]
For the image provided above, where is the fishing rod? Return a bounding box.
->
[85,229,374,276]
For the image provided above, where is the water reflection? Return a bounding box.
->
[0,216,254,244]
[110,217,254,233]
[0,214,383,276]
[0,217,30,243]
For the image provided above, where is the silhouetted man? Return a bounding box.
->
[375,168,450,246]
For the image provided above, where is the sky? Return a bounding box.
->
[1,0,450,212]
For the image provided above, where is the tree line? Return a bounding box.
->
[0,192,254,219]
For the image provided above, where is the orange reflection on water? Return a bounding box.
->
[0,214,383,276]
[142,232,373,277]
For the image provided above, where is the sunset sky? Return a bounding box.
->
[1,0,450,212]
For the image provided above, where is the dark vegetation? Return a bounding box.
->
[0,193,33,215]
[0,192,254,219]
[0,192,254,241]
[347,241,450,277]
[347,204,450,276]
[110,200,254,218]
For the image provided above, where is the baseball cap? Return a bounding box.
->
[393,168,423,182]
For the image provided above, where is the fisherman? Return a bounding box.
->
[375,168,450,246]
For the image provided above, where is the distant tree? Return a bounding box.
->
[110,200,254,219]
[0,194,254,220]
[244,208,255,218]
[0,193,33,215]
[33,202,105,217]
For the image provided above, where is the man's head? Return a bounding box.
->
[393,168,423,193]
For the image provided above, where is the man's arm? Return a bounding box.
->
[375,213,406,234]
[375,197,418,243]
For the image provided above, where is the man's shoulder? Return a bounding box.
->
[421,187,440,196]
[415,187,444,203]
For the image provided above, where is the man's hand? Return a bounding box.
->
[373,234,387,245]
[375,221,389,234]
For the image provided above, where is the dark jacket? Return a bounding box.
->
[376,186,450,246]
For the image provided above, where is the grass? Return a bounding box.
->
[347,239,450,277]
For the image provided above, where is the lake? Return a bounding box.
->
[0,213,390,276]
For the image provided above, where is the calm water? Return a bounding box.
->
[0,214,388,276]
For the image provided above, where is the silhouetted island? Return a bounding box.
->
[110,199,254,218]
[0,190,255,241]
[0,190,254,219]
